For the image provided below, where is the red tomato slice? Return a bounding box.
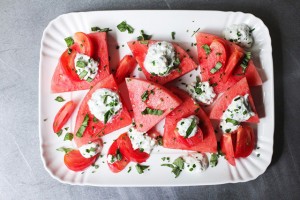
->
[175,128,203,148]
[59,48,81,82]
[221,134,236,166]
[53,101,76,133]
[73,32,94,57]
[115,55,137,84]
[107,137,130,173]
[117,133,150,163]
[234,126,255,158]
[64,150,98,171]
[222,49,244,83]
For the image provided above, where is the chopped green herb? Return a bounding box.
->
[185,118,197,138]
[116,148,122,161]
[201,44,211,55]
[210,153,218,167]
[137,30,152,41]
[79,70,88,79]
[141,90,150,102]
[210,62,222,74]
[225,128,231,133]
[76,60,87,68]
[161,157,184,178]
[43,118,47,121]
[56,147,73,154]
[56,129,63,137]
[191,28,200,37]
[225,118,239,126]
[104,109,114,124]
[257,153,260,157]
[157,135,163,146]
[64,132,74,141]
[93,116,99,122]
[171,31,176,40]
[141,107,164,116]
[127,166,132,173]
[91,26,112,32]
[64,37,74,47]
[249,28,255,33]
[117,21,134,33]
[55,96,65,102]
[64,127,69,131]
[240,52,251,73]
[76,114,89,137]
[135,164,149,174]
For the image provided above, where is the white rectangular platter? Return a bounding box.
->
[39,10,274,186]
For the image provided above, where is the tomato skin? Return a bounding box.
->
[234,126,255,158]
[175,128,203,148]
[115,55,137,84]
[222,49,244,83]
[221,134,236,166]
[73,32,94,57]
[53,101,76,133]
[59,48,81,82]
[117,133,150,163]
[107,138,130,173]
[64,150,98,171]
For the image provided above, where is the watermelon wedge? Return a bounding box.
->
[51,32,110,93]
[209,77,259,123]
[127,40,197,85]
[74,75,132,147]
[163,87,217,153]
[125,78,182,132]
[196,32,262,94]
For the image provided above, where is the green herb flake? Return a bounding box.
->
[64,37,74,47]
[201,44,211,55]
[64,127,69,131]
[240,52,251,73]
[55,96,65,102]
[225,118,239,126]
[93,116,99,122]
[127,166,132,173]
[185,118,197,138]
[117,21,134,34]
[141,107,164,116]
[43,118,47,122]
[135,164,149,174]
[171,31,176,40]
[141,90,149,102]
[91,26,112,32]
[157,136,163,146]
[173,157,184,170]
[76,114,89,138]
[191,28,200,37]
[104,109,114,124]
[210,62,222,74]
[79,70,88,80]
[56,129,63,137]
[64,132,74,141]
[116,148,122,161]
[76,60,87,68]
[56,147,73,154]
[210,153,218,167]
[137,30,152,41]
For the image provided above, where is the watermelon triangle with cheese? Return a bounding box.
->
[209,77,259,123]
[127,40,197,85]
[125,78,182,132]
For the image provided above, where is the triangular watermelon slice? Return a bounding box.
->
[51,32,110,93]
[127,40,197,85]
[196,32,262,94]
[209,77,259,123]
[125,78,182,132]
[163,87,217,153]
[74,75,132,147]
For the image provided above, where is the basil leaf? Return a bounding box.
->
[172,167,182,178]
[79,70,88,79]
[104,109,114,124]
[137,30,152,41]
[64,37,74,47]
[56,147,73,154]
[202,44,211,55]
[173,57,180,67]
[91,26,112,32]
[210,153,218,167]
[225,118,239,126]
[240,52,251,73]
[185,118,197,138]
[76,60,87,68]
[76,114,89,137]
[141,107,164,116]
[116,148,122,161]
[210,62,222,74]
[86,77,93,82]
[135,164,149,174]
[117,21,134,34]
[141,90,149,102]
[161,164,174,168]
[173,157,184,170]
[56,129,63,137]
[171,31,175,40]
[127,166,132,173]
[55,96,65,102]
[64,133,73,141]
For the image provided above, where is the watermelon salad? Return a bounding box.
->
[49,22,263,178]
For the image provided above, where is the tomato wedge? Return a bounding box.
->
[73,32,94,57]
[59,48,81,82]
[115,55,137,84]
[64,150,99,171]
[107,138,130,173]
[207,39,227,73]
[222,49,244,83]
[175,128,203,148]
[117,133,150,163]
[234,126,255,158]
[53,101,76,133]
[220,134,236,166]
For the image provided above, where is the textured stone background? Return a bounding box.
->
[0,0,299,199]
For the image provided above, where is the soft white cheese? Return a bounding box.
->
[223,24,254,48]
[87,88,122,124]
[74,53,98,81]
[220,94,255,133]
[107,154,116,164]
[79,142,102,158]
[176,115,199,138]
[187,81,216,105]
[128,127,156,154]
[183,153,209,173]
[144,41,176,76]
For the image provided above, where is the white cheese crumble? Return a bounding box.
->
[74,53,98,81]
[144,41,177,76]
[128,127,156,154]
[176,115,199,138]
[187,81,216,105]
[107,154,116,164]
[220,94,255,133]
[223,24,254,48]
[79,142,102,158]
[87,88,122,124]
[183,153,209,173]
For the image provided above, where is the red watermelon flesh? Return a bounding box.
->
[74,75,132,147]
[127,40,197,85]
[51,32,110,93]
[196,32,262,94]
[126,78,182,132]
[209,77,259,123]
[163,87,217,153]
